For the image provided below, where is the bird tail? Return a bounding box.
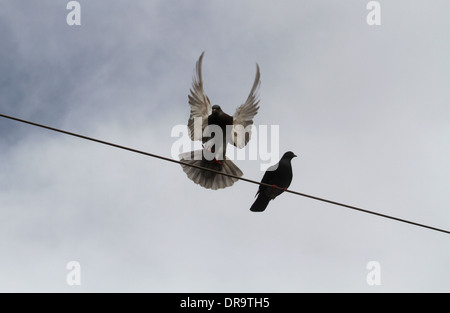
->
[179,150,243,190]
[250,194,271,212]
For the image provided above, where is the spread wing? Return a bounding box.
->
[231,63,261,148]
[187,52,211,141]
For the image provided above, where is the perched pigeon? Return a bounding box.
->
[180,52,261,190]
[250,151,297,212]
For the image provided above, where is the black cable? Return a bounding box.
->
[1,113,449,235]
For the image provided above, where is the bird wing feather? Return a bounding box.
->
[231,63,261,148]
[187,52,212,141]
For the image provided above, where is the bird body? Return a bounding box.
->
[203,105,233,161]
[250,151,296,212]
[180,52,261,190]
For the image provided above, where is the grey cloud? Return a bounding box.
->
[0,0,449,292]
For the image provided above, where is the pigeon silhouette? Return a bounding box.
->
[250,151,297,212]
[180,52,261,190]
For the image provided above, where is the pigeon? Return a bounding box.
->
[250,151,297,212]
[179,52,261,190]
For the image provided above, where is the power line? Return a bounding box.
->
[1,113,449,235]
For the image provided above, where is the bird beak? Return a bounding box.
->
[294,154,298,158]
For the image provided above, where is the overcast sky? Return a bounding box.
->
[0,0,449,292]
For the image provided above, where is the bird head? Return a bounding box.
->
[283,151,297,159]
[211,105,223,115]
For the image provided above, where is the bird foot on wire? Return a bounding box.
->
[213,159,224,165]
[271,185,287,191]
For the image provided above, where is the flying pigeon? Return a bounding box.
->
[250,151,297,212]
[179,52,261,190]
